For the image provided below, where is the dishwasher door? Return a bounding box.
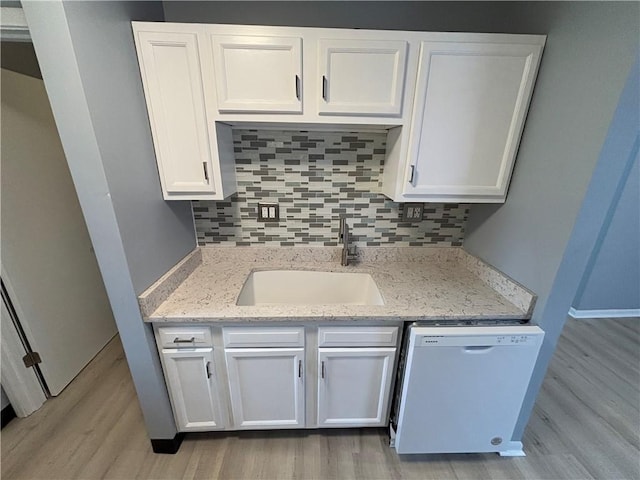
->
[394,325,544,454]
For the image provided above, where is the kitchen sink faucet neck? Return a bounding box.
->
[339,215,357,266]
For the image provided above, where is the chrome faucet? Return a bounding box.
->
[339,215,357,266]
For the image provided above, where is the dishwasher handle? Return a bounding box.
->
[463,345,494,353]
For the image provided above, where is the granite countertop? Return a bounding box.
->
[139,247,536,323]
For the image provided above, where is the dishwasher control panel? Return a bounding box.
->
[418,334,541,347]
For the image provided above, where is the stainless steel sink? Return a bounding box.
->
[236,270,385,306]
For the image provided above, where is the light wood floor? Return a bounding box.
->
[2,318,638,479]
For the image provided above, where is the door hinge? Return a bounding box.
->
[23,351,42,368]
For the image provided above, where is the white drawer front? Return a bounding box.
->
[158,327,213,348]
[223,327,305,348]
[318,326,399,347]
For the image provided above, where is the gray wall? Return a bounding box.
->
[164,1,525,31]
[62,2,196,295]
[573,155,640,311]
[23,0,196,439]
[461,4,639,437]
[463,2,639,324]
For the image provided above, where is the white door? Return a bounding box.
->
[1,68,117,398]
[136,31,215,195]
[211,35,303,113]
[162,348,224,431]
[225,348,305,429]
[404,41,542,202]
[318,39,407,116]
[318,348,396,427]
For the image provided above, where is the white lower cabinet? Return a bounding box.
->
[162,348,224,431]
[317,348,396,427]
[225,348,305,428]
[156,324,399,432]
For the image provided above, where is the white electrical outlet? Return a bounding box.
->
[402,203,424,222]
[258,202,280,222]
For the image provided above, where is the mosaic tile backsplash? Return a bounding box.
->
[193,130,468,247]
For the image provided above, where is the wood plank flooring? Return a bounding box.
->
[2,318,638,479]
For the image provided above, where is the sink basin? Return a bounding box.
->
[236,270,385,306]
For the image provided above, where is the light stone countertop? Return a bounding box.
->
[139,247,536,323]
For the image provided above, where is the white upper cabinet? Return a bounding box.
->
[402,40,543,203]
[133,27,237,201]
[317,39,407,116]
[133,22,544,203]
[211,35,303,113]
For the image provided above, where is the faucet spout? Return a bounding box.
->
[339,215,356,266]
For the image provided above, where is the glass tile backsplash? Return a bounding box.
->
[193,130,468,246]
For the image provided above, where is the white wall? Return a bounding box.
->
[1,68,117,395]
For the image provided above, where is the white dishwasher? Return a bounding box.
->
[392,325,544,455]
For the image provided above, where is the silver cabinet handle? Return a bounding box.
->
[206,361,212,379]
[321,361,325,379]
[298,360,302,378]
[202,162,209,183]
[173,337,195,344]
[295,75,301,100]
[408,165,415,184]
[322,75,327,101]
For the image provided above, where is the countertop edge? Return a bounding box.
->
[147,312,532,324]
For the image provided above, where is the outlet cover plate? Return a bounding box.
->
[402,203,424,222]
[258,202,280,222]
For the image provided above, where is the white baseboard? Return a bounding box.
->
[569,307,640,319]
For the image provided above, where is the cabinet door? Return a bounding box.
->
[225,348,305,428]
[136,31,215,195]
[162,348,224,431]
[211,35,302,113]
[318,39,407,116]
[318,348,396,427]
[404,41,542,202]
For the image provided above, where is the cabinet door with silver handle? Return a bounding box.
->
[225,347,305,428]
[211,35,303,113]
[161,347,224,431]
[317,347,396,427]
